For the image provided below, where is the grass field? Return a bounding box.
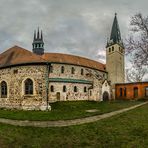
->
[0,100,141,121]
[0,101,147,147]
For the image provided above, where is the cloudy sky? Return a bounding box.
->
[0,0,147,65]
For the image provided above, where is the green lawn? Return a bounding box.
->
[0,100,141,121]
[0,102,148,147]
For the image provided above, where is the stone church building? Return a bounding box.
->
[0,14,125,110]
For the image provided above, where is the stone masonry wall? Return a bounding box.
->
[0,65,48,110]
[48,63,107,102]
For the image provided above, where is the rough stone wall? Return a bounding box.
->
[48,63,107,102]
[0,63,109,110]
[49,82,91,102]
[0,65,48,110]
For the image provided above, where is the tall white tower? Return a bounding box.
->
[106,13,125,85]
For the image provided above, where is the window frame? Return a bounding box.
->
[61,66,64,74]
[74,86,77,92]
[24,79,33,95]
[63,85,66,92]
[71,67,75,74]
[50,85,54,92]
[145,87,148,97]
[1,81,7,98]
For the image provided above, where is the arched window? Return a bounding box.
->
[112,46,114,51]
[134,87,138,98]
[25,79,33,95]
[120,88,122,97]
[50,85,54,92]
[145,87,148,97]
[61,66,64,74]
[71,67,75,74]
[124,87,126,97]
[81,69,84,75]
[84,87,87,92]
[1,81,7,98]
[63,85,66,92]
[109,48,111,52]
[74,86,77,92]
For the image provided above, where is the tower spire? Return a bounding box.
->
[34,30,36,41]
[41,30,43,41]
[37,27,40,39]
[32,28,44,55]
[106,13,124,48]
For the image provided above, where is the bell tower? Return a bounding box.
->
[32,28,44,55]
[106,13,125,85]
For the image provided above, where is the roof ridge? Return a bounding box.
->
[43,52,105,66]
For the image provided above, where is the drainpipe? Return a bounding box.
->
[46,63,50,110]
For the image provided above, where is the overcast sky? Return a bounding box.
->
[0,0,147,65]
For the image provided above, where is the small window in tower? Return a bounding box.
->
[109,48,111,52]
[112,46,114,51]
[119,47,120,51]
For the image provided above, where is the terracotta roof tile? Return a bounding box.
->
[0,46,106,72]
[42,53,106,72]
[0,46,46,68]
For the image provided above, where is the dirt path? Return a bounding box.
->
[0,101,147,127]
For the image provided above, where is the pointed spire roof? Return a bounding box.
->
[37,27,40,39]
[34,30,36,41]
[110,13,121,43]
[41,30,43,41]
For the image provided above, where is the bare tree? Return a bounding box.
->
[126,13,148,66]
[126,63,146,82]
[126,13,148,82]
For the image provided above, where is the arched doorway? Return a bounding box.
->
[103,91,109,101]
[56,92,60,101]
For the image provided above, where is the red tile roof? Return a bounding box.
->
[0,46,106,72]
[42,53,106,71]
[0,46,46,68]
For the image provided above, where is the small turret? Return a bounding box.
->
[32,28,44,55]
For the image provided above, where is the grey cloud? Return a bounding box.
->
[0,0,147,63]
